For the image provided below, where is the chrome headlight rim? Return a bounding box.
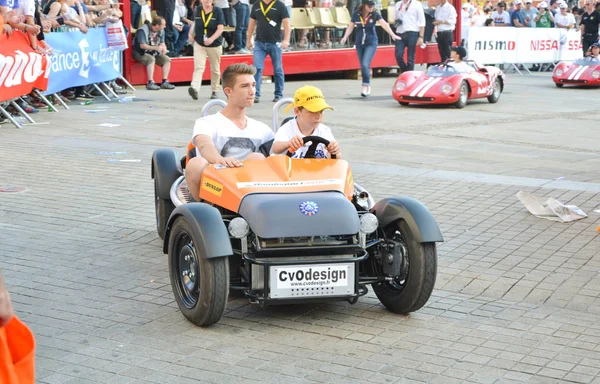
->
[395,81,406,91]
[228,217,250,238]
[592,70,600,79]
[441,84,452,94]
[359,213,379,235]
[554,69,563,77]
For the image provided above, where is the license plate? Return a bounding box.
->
[269,263,355,299]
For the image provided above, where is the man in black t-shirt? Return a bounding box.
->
[581,1,600,53]
[246,0,290,103]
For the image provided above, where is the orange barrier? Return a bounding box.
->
[0,31,49,103]
[0,316,35,384]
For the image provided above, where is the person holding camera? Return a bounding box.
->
[393,0,425,73]
[534,1,554,27]
[433,0,456,64]
[341,0,400,97]
[133,16,177,90]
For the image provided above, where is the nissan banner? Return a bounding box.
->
[468,27,583,64]
[44,28,122,95]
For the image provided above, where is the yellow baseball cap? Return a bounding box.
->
[284,86,334,113]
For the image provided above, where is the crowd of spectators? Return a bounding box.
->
[0,0,128,123]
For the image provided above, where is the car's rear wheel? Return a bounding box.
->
[399,101,409,106]
[168,216,229,326]
[454,81,468,109]
[487,78,501,103]
[372,220,437,314]
[555,83,564,88]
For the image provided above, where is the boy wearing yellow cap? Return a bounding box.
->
[271,86,342,159]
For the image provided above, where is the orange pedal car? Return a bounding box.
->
[151,99,443,326]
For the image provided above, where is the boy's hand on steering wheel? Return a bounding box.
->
[327,141,341,156]
[288,135,304,152]
[216,157,242,168]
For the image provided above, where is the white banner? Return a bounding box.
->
[468,27,583,64]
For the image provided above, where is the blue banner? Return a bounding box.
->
[44,28,122,95]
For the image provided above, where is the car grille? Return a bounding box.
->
[401,96,435,101]
[560,79,588,84]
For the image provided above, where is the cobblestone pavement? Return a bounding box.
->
[1,72,599,384]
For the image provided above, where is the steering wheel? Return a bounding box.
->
[286,135,336,159]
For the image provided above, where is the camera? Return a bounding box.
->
[394,14,403,29]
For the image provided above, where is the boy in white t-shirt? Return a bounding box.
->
[271,86,341,159]
[185,63,275,201]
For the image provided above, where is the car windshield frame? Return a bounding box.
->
[574,57,600,66]
[426,65,459,77]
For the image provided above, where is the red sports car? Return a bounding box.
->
[392,61,505,108]
[552,58,600,87]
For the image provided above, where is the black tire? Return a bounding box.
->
[454,81,468,109]
[168,216,229,326]
[399,101,409,106]
[487,78,501,103]
[555,83,564,88]
[372,220,437,314]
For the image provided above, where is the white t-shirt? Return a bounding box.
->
[447,61,474,73]
[273,119,335,159]
[554,12,575,28]
[15,0,35,17]
[491,10,511,25]
[192,112,274,160]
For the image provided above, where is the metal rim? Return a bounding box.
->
[382,229,410,291]
[459,84,468,105]
[492,80,501,98]
[173,230,200,309]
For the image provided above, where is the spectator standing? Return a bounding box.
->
[461,3,471,46]
[491,1,511,25]
[508,1,515,17]
[511,0,527,26]
[188,0,224,100]
[534,1,554,27]
[247,0,291,103]
[133,16,177,90]
[433,0,456,64]
[215,0,234,52]
[554,2,575,28]
[156,0,176,52]
[232,0,251,53]
[522,0,538,27]
[340,0,399,97]
[394,0,426,72]
[580,0,600,53]
[471,6,487,26]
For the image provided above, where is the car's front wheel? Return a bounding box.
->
[372,220,437,314]
[555,83,564,88]
[168,216,229,326]
[487,78,501,103]
[399,101,409,106]
[454,81,468,109]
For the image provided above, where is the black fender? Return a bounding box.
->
[152,148,181,200]
[371,197,443,243]
[163,203,233,258]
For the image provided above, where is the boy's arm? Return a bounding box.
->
[194,134,241,167]
[272,135,304,154]
[0,268,14,328]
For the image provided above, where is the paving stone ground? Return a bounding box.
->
[1,71,599,384]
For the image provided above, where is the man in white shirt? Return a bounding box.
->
[433,0,457,63]
[185,63,275,201]
[271,85,341,159]
[554,2,575,28]
[491,1,511,25]
[394,0,426,72]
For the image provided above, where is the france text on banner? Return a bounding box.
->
[44,27,121,95]
[0,31,50,103]
[467,27,518,64]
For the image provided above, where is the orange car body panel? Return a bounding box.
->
[198,155,355,213]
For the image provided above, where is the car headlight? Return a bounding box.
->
[554,69,563,76]
[395,81,406,91]
[228,217,250,238]
[592,71,600,79]
[359,213,379,234]
[441,84,452,94]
